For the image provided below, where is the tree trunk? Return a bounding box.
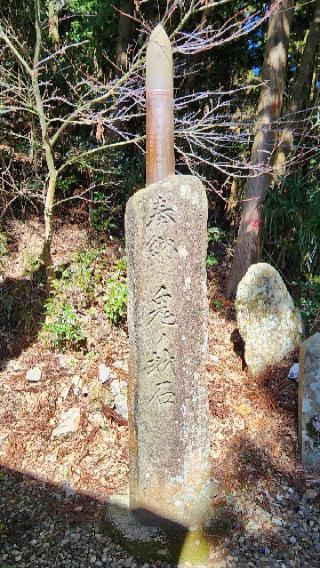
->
[48,1,60,46]
[116,0,134,71]
[48,1,68,46]
[275,0,320,176]
[226,0,294,298]
[42,169,57,285]
[33,0,58,286]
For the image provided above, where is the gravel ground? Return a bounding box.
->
[207,480,320,567]
[0,468,171,568]
[1,467,320,567]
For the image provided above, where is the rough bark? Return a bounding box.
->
[116,0,134,71]
[226,0,294,298]
[48,1,68,46]
[275,0,320,176]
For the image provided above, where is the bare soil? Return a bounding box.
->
[0,218,319,567]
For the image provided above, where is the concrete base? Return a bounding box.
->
[104,493,212,566]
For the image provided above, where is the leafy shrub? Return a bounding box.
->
[41,248,128,351]
[295,275,320,334]
[43,302,86,351]
[40,249,101,351]
[207,253,219,267]
[104,257,127,325]
[208,226,225,243]
[207,225,225,268]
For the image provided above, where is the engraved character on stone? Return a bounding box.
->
[146,234,177,259]
[146,345,176,406]
[147,195,175,228]
[148,285,176,325]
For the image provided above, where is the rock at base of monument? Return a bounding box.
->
[236,263,303,377]
[104,493,212,566]
[298,332,320,469]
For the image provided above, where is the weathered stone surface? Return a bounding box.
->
[236,263,303,376]
[125,174,210,529]
[298,333,320,469]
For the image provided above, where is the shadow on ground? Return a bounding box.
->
[0,265,47,361]
[0,465,226,567]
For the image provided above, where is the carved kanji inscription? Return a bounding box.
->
[146,234,177,259]
[146,195,175,228]
[148,285,176,325]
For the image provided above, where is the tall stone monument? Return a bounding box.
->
[126,24,210,530]
[106,25,211,563]
[298,333,320,469]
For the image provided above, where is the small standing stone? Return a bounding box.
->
[236,263,303,376]
[298,332,320,468]
[26,367,42,382]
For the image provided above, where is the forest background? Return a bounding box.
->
[0,0,319,354]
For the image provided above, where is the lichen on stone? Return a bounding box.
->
[236,263,303,376]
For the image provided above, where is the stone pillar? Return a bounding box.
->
[125,174,210,529]
[298,332,320,469]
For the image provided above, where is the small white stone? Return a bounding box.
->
[111,379,127,396]
[114,394,128,420]
[98,364,111,383]
[288,362,299,381]
[88,412,105,427]
[60,385,70,401]
[112,360,128,372]
[71,375,82,395]
[52,407,80,438]
[26,367,42,383]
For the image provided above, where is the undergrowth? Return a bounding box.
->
[41,247,128,351]
[294,275,320,334]
[104,256,127,325]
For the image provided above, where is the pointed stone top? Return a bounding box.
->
[146,24,173,92]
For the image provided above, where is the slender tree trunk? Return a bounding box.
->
[116,0,134,71]
[33,0,57,284]
[275,0,320,176]
[226,0,294,298]
[42,170,57,281]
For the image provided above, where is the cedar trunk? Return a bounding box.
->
[116,0,134,71]
[275,0,320,176]
[226,0,294,298]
